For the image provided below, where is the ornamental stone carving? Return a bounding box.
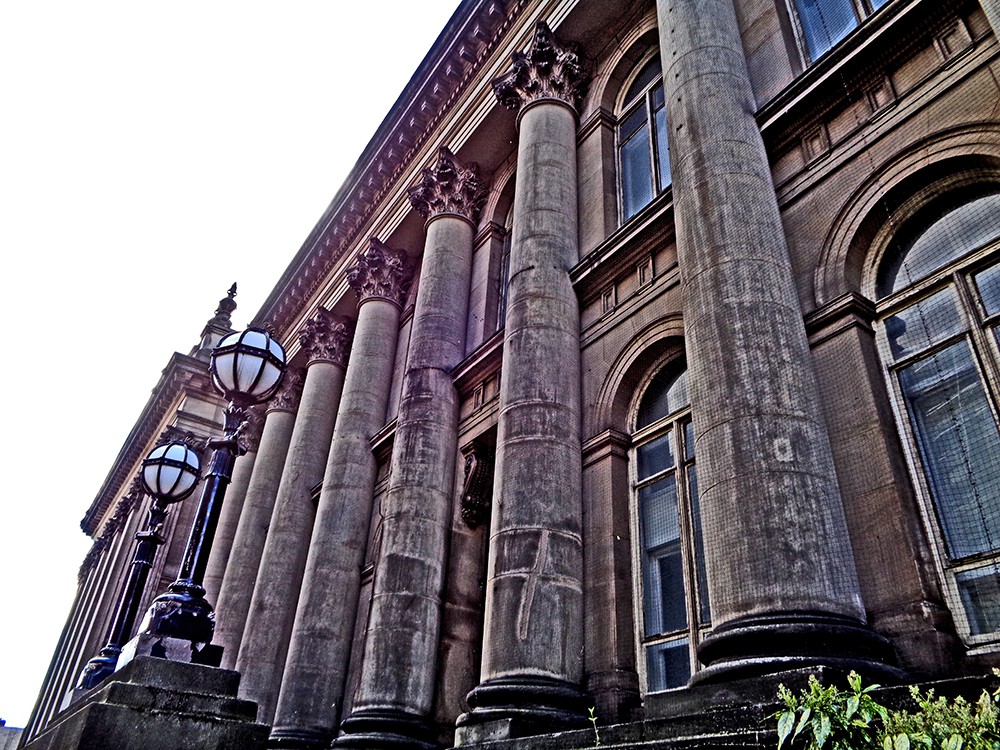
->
[408,147,488,224]
[240,407,266,453]
[460,442,495,529]
[268,367,305,413]
[347,239,413,308]
[493,21,587,113]
[299,308,353,367]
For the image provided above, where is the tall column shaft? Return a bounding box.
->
[203,420,260,605]
[334,152,484,750]
[264,244,410,748]
[214,404,296,669]
[655,0,899,682]
[458,22,589,741]
[237,316,350,723]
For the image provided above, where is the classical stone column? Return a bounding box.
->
[203,409,264,604]
[269,239,413,748]
[654,0,900,682]
[214,378,301,669]
[335,151,486,750]
[236,311,352,723]
[456,22,589,742]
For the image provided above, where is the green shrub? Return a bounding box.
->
[775,671,1000,750]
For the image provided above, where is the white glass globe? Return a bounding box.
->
[211,327,287,403]
[141,442,201,502]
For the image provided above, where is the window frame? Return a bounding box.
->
[786,0,892,64]
[628,357,710,693]
[872,198,1000,647]
[615,49,671,225]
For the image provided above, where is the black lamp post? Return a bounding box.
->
[76,442,201,689]
[137,326,286,645]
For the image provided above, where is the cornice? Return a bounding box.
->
[253,0,533,338]
[80,353,223,537]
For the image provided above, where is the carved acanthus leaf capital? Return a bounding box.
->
[461,442,495,529]
[299,308,354,366]
[268,367,305,413]
[408,148,488,223]
[347,239,413,308]
[240,407,266,452]
[493,22,587,114]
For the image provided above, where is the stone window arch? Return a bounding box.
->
[872,187,1000,643]
[617,50,670,222]
[629,357,710,692]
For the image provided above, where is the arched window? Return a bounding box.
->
[791,0,890,62]
[632,361,710,691]
[875,189,1000,641]
[618,54,671,222]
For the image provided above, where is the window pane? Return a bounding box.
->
[870,0,890,7]
[899,341,1000,560]
[956,566,1000,636]
[619,104,647,142]
[684,420,695,461]
[637,431,675,480]
[795,0,858,60]
[623,56,662,107]
[621,124,654,220]
[879,193,1000,297]
[885,287,964,360]
[688,466,711,625]
[654,104,671,192]
[640,477,686,635]
[646,638,691,691]
[638,367,690,428]
[974,262,1000,317]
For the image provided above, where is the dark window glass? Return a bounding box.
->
[638,367,689,428]
[618,55,670,221]
[794,0,858,59]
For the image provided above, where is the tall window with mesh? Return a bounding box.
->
[618,53,671,222]
[632,362,711,691]
[790,0,891,62]
[875,190,1000,642]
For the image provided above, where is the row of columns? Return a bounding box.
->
[206,8,906,749]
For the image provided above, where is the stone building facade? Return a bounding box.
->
[21,0,1000,747]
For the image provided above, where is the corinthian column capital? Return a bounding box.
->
[347,239,413,309]
[267,367,305,413]
[492,22,587,114]
[298,308,353,367]
[407,147,488,224]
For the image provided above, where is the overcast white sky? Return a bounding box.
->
[0,1,461,727]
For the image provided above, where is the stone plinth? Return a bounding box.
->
[22,657,269,750]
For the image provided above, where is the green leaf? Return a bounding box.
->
[894,733,910,750]
[846,695,860,719]
[777,711,795,749]
[884,736,894,750]
[814,713,831,749]
[794,708,812,739]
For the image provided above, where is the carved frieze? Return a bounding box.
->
[408,147,488,223]
[493,21,587,113]
[347,239,413,308]
[460,442,495,529]
[268,367,306,413]
[299,308,354,366]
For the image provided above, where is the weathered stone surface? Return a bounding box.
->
[213,407,296,668]
[236,355,348,723]
[271,252,413,746]
[22,657,268,750]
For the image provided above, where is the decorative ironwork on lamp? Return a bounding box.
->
[137,326,287,645]
[76,442,201,689]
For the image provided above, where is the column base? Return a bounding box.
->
[693,610,908,686]
[267,726,329,748]
[334,708,438,750]
[455,675,588,744]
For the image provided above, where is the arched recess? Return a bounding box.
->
[580,11,659,122]
[815,125,1000,307]
[588,315,686,439]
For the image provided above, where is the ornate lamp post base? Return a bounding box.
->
[138,581,215,644]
